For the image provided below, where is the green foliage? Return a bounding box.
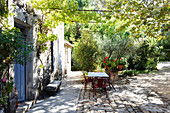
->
[31,0,169,72]
[73,31,99,72]
[0,27,33,68]
[0,0,8,19]
[34,15,58,58]
[71,57,82,71]
[0,77,14,106]
[127,40,160,70]
[121,69,151,77]
[31,0,103,25]
[37,32,58,53]
[31,0,169,41]
[0,26,33,107]
[159,31,170,61]
[117,58,126,65]
[101,30,134,59]
[106,0,169,39]
[0,3,33,106]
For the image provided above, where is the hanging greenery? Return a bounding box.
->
[0,0,33,108]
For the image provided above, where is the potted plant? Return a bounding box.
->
[103,57,119,80]
[117,58,126,70]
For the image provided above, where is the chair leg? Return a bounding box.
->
[108,83,112,90]
[110,83,116,91]
[84,83,87,91]
[91,81,94,91]
[104,87,108,98]
[93,87,96,97]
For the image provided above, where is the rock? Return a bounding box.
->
[45,80,61,95]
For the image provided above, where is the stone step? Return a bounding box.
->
[16,100,33,113]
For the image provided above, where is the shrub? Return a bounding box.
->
[73,31,99,72]
[127,40,160,71]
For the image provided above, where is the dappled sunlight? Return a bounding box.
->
[110,84,166,112]
[26,65,170,112]
[77,64,170,112]
[26,71,83,113]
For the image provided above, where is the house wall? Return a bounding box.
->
[67,47,72,75]
[7,0,65,101]
[53,23,65,79]
[8,0,36,100]
[64,41,73,76]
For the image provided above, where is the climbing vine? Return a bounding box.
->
[0,0,33,108]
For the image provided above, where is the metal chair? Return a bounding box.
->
[83,73,92,91]
[92,78,108,98]
[107,71,117,91]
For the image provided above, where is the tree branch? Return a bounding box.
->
[77,9,112,12]
[41,7,112,12]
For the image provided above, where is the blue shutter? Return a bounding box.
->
[14,63,25,102]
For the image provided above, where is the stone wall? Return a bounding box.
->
[1,1,69,112]
[5,1,66,112]
[7,0,58,102]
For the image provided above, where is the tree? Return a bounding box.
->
[102,31,134,59]
[73,31,99,72]
[31,0,169,41]
[159,32,170,61]
[105,0,169,39]
[127,38,161,70]
[31,0,103,25]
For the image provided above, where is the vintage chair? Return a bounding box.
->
[83,73,92,91]
[92,78,108,98]
[106,71,117,91]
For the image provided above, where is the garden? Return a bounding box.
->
[71,28,170,78]
[62,0,169,77]
[0,0,169,112]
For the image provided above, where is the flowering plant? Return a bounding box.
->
[103,57,118,70]
[0,76,14,106]
[117,58,126,65]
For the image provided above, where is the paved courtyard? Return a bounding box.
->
[26,71,83,113]
[27,62,170,113]
[76,62,170,113]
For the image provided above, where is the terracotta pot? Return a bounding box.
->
[118,65,124,70]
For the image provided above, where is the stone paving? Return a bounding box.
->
[26,71,83,113]
[76,62,170,113]
[26,62,170,113]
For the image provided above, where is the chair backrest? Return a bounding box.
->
[92,78,107,88]
[109,71,118,82]
[83,73,87,82]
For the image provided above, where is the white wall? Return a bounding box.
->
[67,47,72,75]
[53,23,65,79]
